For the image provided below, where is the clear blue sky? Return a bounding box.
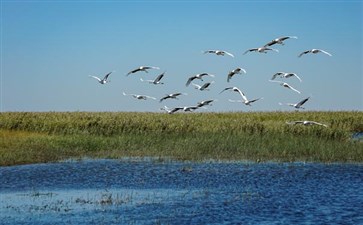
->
[1,1,362,112]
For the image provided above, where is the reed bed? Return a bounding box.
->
[0,111,362,166]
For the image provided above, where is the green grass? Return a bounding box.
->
[0,111,362,166]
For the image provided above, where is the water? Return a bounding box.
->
[1,159,362,224]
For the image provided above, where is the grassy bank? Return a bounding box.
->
[0,111,362,166]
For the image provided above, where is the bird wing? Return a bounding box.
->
[224,51,234,58]
[298,50,310,57]
[227,72,234,82]
[206,73,215,78]
[219,87,233,94]
[89,75,102,82]
[311,121,328,127]
[237,89,248,102]
[286,121,303,125]
[243,49,256,55]
[185,77,195,86]
[271,73,280,80]
[239,68,247,74]
[140,78,153,83]
[293,73,302,82]
[201,82,211,89]
[203,50,215,54]
[127,68,139,75]
[319,49,332,56]
[170,107,183,113]
[191,83,202,89]
[249,97,263,103]
[145,95,157,100]
[144,66,160,70]
[103,71,113,80]
[264,40,277,47]
[286,84,301,94]
[154,72,165,82]
[296,97,310,107]
[159,96,168,102]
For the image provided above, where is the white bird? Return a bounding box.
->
[220,87,262,106]
[197,99,216,107]
[140,72,165,85]
[159,92,187,102]
[160,106,183,114]
[264,36,298,47]
[185,73,215,86]
[298,49,332,57]
[227,67,247,82]
[286,120,328,127]
[243,47,279,55]
[271,72,302,82]
[181,106,201,112]
[279,97,310,109]
[203,50,234,57]
[191,81,214,91]
[122,92,156,100]
[269,80,301,94]
[126,66,160,76]
[89,71,114,84]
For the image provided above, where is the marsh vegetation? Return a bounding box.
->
[0,111,362,166]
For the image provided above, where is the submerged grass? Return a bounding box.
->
[0,111,362,166]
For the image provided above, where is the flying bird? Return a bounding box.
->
[243,47,279,55]
[203,50,234,57]
[271,72,302,82]
[140,72,165,85]
[185,73,215,86]
[269,80,301,94]
[264,36,298,47]
[220,87,262,106]
[126,66,160,76]
[286,120,328,127]
[191,81,214,91]
[279,97,310,109]
[160,106,183,114]
[197,99,215,107]
[159,92,187,102]
[89,71,114,84]
[298,49,332,57]
[227,67,247,82]
[122,92,156,100]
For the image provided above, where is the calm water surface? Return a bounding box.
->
[0,159,362,224]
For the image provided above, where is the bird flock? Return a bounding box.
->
[89,35,331,127]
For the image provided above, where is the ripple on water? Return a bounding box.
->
[0,159,362,225]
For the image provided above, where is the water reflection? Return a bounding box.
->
[1,159,362,224]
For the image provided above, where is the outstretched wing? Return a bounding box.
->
[243,49,256,55]
[203,50,215,54]
[298,50,310,57]
[223,51,234,58]
[296,97,310,107]
[185,76,195,86]
[264,40,277,47]
[89,75,102,82]
[286,84,301,94]
[154,72,165,82]
[219,87,234,94]
[127,68,139,76]
[318,49,332,56]
[103,71,113,80]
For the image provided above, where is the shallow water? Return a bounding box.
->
[1,159,362,224]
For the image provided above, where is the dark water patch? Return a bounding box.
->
[1,159,362,224]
